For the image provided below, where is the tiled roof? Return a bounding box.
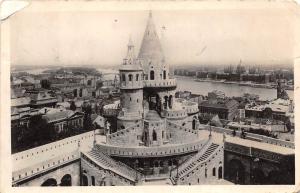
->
[200,99,238,109]
[43,110,82,123]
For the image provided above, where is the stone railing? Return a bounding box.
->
[143,78,177,88]
[174,139,212,173]
[120,81,143,89]
[83,151,144,182]
[95,139,206,158]
[201,125,295,149]
[12,151,80,185]
[181,101,199,114]
[167,121,198,136]
[12,130,97,163]
[107,124,140,139]
[170,144,223,184]
[161,109,187,119]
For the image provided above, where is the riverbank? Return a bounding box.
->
[175,76,294,101]
[193,77,293,90]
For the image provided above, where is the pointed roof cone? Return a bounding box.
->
[128,35,134,47]
[138,11,164,62]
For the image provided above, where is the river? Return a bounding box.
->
[176,76,294,101]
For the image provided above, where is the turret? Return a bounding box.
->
[117,38,144,130]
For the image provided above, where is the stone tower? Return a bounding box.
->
[117,38,144,130]
[138,11,176,116]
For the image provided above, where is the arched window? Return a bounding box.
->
[212,167,216,176]
[150,71,155,80]
[122,74,126,81]
[218,167,223,179]
[128,74,133,81]
[152,130,157,141]
[136,74,139,81]
[192,119,196,130]
[163,70,166,79]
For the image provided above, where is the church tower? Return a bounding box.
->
[117,38,144,130]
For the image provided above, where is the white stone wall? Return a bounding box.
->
[177,146,224,185]
[166,121,199,144]
[18,161,80,186]
[120,89,143,114]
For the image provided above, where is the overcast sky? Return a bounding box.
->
[9,1,296,67]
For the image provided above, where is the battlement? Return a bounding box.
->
[143,78,177,88]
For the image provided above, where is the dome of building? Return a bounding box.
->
[145,110,162,121]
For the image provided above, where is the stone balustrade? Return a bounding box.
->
[95,139,207,158]
[12,130,97,163]
[181,101,199,114]
[167,122,198,136]
[143,78,177,88]
[161,109,187,119]
[171,144,223,184]
[107,124,139,139]
[201,125,295,149]
[120,81,143,89]
[12,151,80,185]
[82,150,144,182]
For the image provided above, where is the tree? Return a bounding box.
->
[82,103,93,131]
[70,101,77,111]
[41,79,51,89]
[27,115,55,146]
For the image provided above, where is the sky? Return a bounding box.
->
[9,1,297,67]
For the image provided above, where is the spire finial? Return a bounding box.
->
[128,35,133,46]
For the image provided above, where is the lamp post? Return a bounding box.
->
[209,121,212,138]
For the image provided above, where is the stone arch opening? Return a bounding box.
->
[122,74,126,81]
[87,79,92,86]
[41,178,57,186]
[128,74,133,81]
[168,95,173,109]
[91,176,95,186]
[228,159,245,184]
[218,166,223,179]
[192,119,196,130]
[150,71,155,80]
[81,174,89,186]
[164,96,168,109]
[212,167,216,176]
[163,70,166,80]
[60,174,72,186]
[73,89,78,97]
[152,130,157,141]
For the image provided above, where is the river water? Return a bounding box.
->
[176,76,294,101]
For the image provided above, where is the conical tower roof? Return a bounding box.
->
[138,11,164,62]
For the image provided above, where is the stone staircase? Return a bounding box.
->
[85,148,144,182]
[170,142,220,184]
